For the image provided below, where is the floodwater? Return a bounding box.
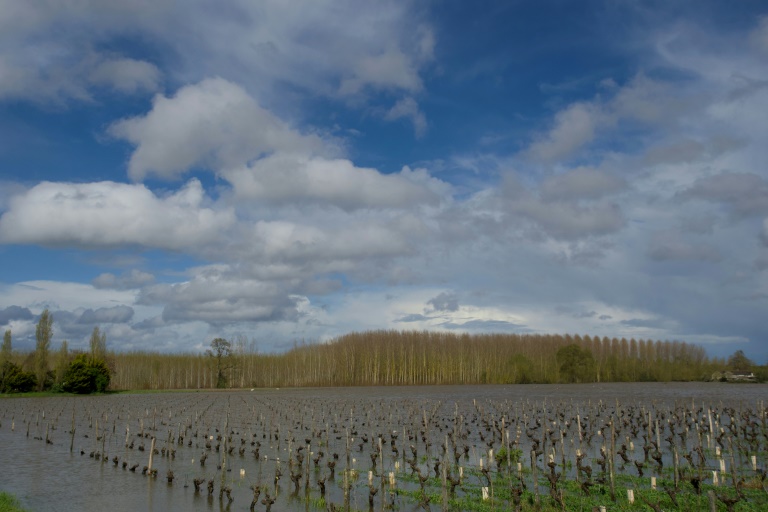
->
[0,382,765,511]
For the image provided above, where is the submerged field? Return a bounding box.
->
[1,383,766,511]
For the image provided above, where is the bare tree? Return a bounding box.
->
[207,338,233,389]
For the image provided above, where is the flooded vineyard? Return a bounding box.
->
[1,383,767,511]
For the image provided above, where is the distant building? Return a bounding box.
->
[710,371,757,382]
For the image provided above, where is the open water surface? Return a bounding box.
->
[0,382,765,511]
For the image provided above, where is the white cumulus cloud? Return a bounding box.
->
[0,179,234,250]
[110,78,326,181]
[223,154,440,210]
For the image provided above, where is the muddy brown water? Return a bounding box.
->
[1,382,765,511]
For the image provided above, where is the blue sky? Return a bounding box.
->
[1,0,767,362]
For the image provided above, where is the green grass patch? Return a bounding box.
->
[0,390,79,398]
[307,496,326,510]
[0,492,29,512]
[0,388,229,398]
[384,467,768,512]
[109,388,199,395]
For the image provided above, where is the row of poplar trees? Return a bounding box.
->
[108,331,728,390]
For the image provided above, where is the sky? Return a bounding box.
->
[1,1,767,361]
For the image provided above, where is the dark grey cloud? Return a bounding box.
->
[395,313,428,323]
[682,172,768,218]
[77,305,134,324]
[133,316,166,331]
[48,310,89,340]
[161,298,298,325]
[762,220,768,247]
[140,276,301,326]
[441,319,529,332]
[0,305,34,325]
[648,231,722,262]
[502,173,625,241]
[643,139,707,165]
[515,201,624,240]
[539,167,626,202]
[427,292,459,312]
[679,214,717,235]
[93,269,155,290]
[620,318,666,329]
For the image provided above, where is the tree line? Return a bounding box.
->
[1,309,110,393]
[99,330,745,389]
[4,317,764,392]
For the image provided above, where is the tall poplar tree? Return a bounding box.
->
[35,309,53,391]
[1,329,12,382]
[89,326,107,361]
[1,329,11,366]
[55,340,70,386]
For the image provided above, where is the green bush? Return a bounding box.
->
[753,365,768,383]
[0,361,37,393]
[556,344,596,383]
[62,354,111,394]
